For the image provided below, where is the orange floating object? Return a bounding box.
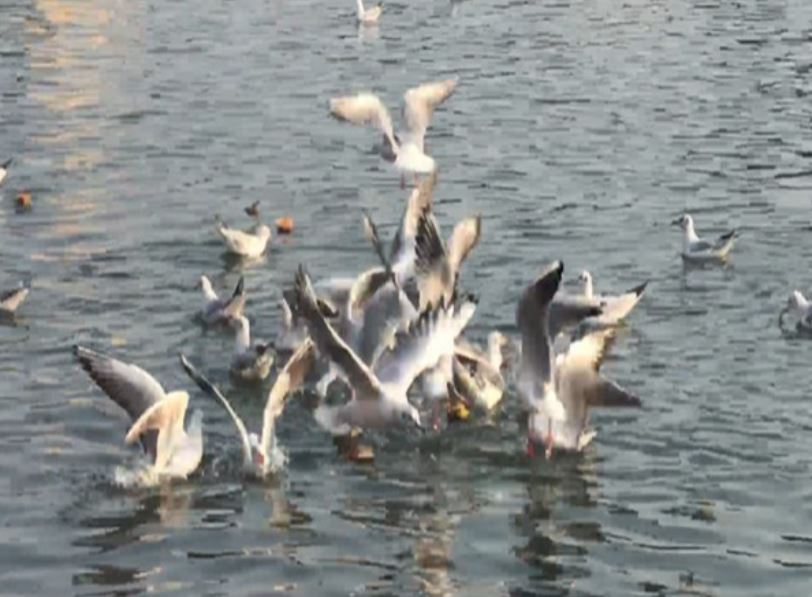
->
[15,191,32,210]
[275,216,294,234]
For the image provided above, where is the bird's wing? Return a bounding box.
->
[221,276,246,320]
[347,266,395,324]
[362,211,393,274]
[557,328,640,415]
[516,261,564,396]
[0,286,28,313]
[446,215,481,278]
[712,230,738,251]
[596,281,647,324]
[74,345,165,459]
[180,354,252,465]
[261,339,316,454]
[389,172,437,270]
[375,298,476,397]
[329,93,396,147]
[402,78,458,148]
[547,294,603,339]
[413,210,453,310]
[124,391,189,471]
[295,266,382,400]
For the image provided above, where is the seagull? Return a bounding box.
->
[230,316,274,381]
[779,290,812,332]
[452,331,509,412]
[0,282,29,315]
[180,340,315,477]
[356,0,382,24]
[199,275,245,326]
[516,261,641,458]
[0,158,11,186]
[573,270,648,328]
[294,265,475,435]
[329,79,458,183]
[73,346,203,480]
[216,219,272,258]
[672,213,738,262]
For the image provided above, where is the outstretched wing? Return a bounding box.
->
[180,354,252,465]
[74,345,164,459]
[516,261,565,398]
[261,339,316,454]
[0,286,29,313]
[402,78,458,149]
[295,266,382,400]
[375,298,476,397]
[124,391,189,471]
[390,172,437,276]
[330,93,396,148]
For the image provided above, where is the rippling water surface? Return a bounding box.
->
[2,0,812,594]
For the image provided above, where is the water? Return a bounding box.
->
[2,0,812,594]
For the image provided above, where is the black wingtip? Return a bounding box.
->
[719,230,738,242]
[1,158,12,170]
[629,280,649,297]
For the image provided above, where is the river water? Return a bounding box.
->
[1,0,812,594]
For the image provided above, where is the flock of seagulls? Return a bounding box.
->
[0,13,808,484]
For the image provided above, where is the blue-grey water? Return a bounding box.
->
[2,0,812,594]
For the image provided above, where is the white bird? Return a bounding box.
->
[780,290,812,332]
[356,0,382,24]
[0,282,29,315]
[216,220,272,258]
[180,340,315,477]
[452,331,509,412]
[74,345,203,480]
[329,79,458,182]
[516,261,640,458]
[0,158,11,186]
[230,316,274,381]
[574,270,648,328]
[198,275,245,326]
[673,213,738,262]
[294,266,476,435]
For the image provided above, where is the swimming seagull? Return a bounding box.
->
[516,261,641,458]
[73,345,203,480]
[452,331,509,412]
[779,290,812,332]
[672,214,738,262]
[230,316,274,381]
[0,282,29,315]
[199,275,245,326]
[356,0,382,24]
[180,340,316,477]
[574,270,648,328]
[294,265,476,435]
[329,79,458,183]
[0,158,11,186]
[216,218,272,258]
